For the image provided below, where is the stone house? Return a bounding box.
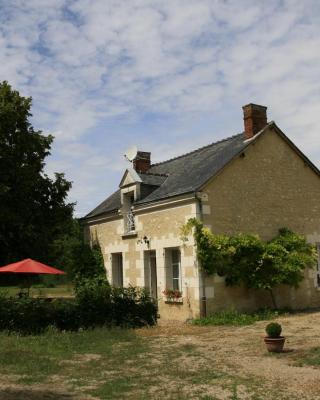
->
[82,104,320,321]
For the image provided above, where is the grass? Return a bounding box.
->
[0,326,256,399]
[0,311,319,399]
[297,347,320,367]
[0,284,74,298]
[0,327,145,387]
[192,309,287,326]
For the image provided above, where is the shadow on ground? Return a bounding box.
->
[0,388,77,400]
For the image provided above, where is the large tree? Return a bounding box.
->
[0,81,74,265]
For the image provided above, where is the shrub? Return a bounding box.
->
[75,275,113,327]
[111,286,157,327]
[193,309,282,326]
[52,299,81,331]
[265,322,282,337]
[0,294,52,334]
[0,281,157,334]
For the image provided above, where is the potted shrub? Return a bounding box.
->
[264,322,285,353]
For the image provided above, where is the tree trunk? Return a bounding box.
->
[268,289,277,309]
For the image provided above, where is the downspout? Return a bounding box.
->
[195,192,207,318]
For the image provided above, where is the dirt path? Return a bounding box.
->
[137,311,320,399]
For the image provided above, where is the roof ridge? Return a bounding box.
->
[150,132,243,167]
[138,171,168,177]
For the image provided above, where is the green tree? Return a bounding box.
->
[0,81,73,265]
[49,219,105,280]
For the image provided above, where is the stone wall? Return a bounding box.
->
[87,200,201,321]
[201,127,320,312]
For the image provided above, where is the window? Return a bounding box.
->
[172,249,181,291]
[165,248,181,292]
[126,208,135,232]
[144,250,157,299]
[112,253,123,287]
[316,243,320,288]
[123,193,135,233]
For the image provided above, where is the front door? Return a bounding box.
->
[145,250,158,300]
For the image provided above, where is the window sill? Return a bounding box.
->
[164,298,183,304]
[122,231,138,239]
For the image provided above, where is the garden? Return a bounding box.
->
[0,310,320,399]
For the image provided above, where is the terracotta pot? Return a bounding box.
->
[264,336,286,353]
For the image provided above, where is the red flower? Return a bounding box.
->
[162,289,182,299]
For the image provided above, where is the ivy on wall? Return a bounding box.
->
[181,218,317,307]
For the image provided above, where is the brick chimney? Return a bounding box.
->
[242,103,268,139]
[133,151,151,173]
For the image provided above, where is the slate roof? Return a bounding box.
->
[85,189,121,218]
[138,172,168,186]
[137,133,247,204]
[84,130,251,219]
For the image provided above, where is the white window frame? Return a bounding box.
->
[171,249,181,291]
[165,248,182,292]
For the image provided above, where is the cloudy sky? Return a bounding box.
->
[1,0,320,216]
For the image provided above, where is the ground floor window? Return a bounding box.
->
[111,253,123,287]
[165,248,181,292]
[317,243,320,287]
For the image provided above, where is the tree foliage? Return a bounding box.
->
[181,218,317,306]
[0,81,73,265]
[49,219,105,280]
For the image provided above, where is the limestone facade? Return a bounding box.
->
[83,124,320,321]
[85,199,202,321]
[201,126,320,313]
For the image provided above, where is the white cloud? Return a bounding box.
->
[0,0,320,215]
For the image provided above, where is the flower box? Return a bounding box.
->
[162,289,183,304]
[164,297,183,304]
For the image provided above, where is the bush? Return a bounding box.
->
[75,277,157,328]
[0,280,157,334]
[265,322,282,337]
[0,293,52,334]
[193,309,285,326]
[75,275,113,328]
[52,299,81,331]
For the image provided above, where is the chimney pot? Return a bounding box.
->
[133,151,151,173]
[242,103,268,139]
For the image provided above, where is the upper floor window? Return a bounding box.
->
[123,192,135,233]
[126,209,135,232]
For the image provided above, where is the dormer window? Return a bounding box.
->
[123,192,135,233]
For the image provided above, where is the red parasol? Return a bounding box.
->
[0,258,65,275]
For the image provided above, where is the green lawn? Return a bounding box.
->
[0,284,74,298]
[0,311,320,400]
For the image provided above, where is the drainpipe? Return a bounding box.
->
[195,192,207,318]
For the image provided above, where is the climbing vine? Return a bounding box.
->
[181,218,317,307]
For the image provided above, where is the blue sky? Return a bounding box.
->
[1,0,320,216]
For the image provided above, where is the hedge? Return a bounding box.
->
[0,278,157,334]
